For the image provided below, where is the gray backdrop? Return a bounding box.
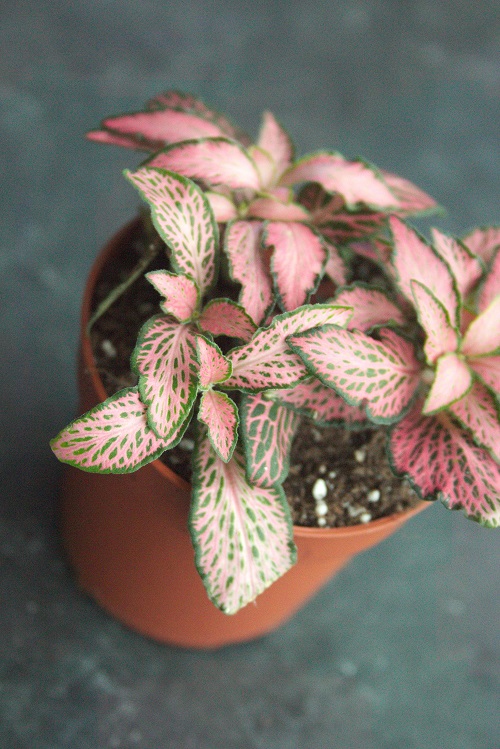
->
[1,1,499,747]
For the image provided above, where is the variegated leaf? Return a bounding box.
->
[468,355,500,394]
[462,226,500,264]
[198,390,239,462]
[324,243,347,286]
[379,170,439,216]
[390,217,459,325]
[132,316,199,439]
[205,191,238,222]
[270,377,368,426]
[289,327,421,423]
[126,168,218,294]
[146,270,199,322]
[224,220,273,325]
[240,393,300,487]
[196,335,232,388]
[190,434,297,614]
[147,138,261,191]
[256,111,294,178]
[246,197,310,221]
[335,284,406,332]
[449,381,500,462]
[411,280,459,364]
[477,248,500,313]
[50,387,176,473]
[389,406,500,526]
[461,296,500,357]
[280,152,397,209]
[248,145,276,188]
[422,353,473,414]
[431,229,483,299]
[198,299,257,342]
[225,305,353,392]
[86,128,153,151]
[265,222,327,312]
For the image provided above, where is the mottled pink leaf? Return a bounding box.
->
[390,217,459,324]
[126,168,217,294]
[349,238,393,266]
[224,220,273,325]
[431,229,483,299]
[50,388,175,473]
[422,353,473,414]
[199,390,239,462]
[468,355,500,393]
[241,393,300,487]
[270,377,368,426]
[198,299,257,342]
[148,138,261,191]
[190,434,296,613]
[411,280,459,364]
[335,284,406,332]
[461,296,500,357]
[289,327,421,423]
[132,316,198,440]
[225,305,352,392]
[265,222,327,312]
[380,170,439,216]
[256,111,294,178]
[146,270,199,322]
[477,249,500,313]
[205,191,238,222]
[323,243,347,286]
[248,146,276,188]
[462,226,500,263]
[246,197,310,221]
[103,109,225,145]
[389,406,500,526]
[449,382,500,461]
[196,336,232,388]
[281,152,397,209]
[86,128,153,151]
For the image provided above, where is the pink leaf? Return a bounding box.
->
[380,170,439,216]
[50,388,176,473]
[196,336,232,388]
[86,129,153,151]
[349,238,393,267]
[190,434,296,613]
[422,353,472,414]
[389,406,500,526]
[288,327,421,423]
[462,226,500,264]
[246,197,310,221]
[323,243,347,286]
[225,305,353,392]
[335,284,406,332]
[240,393,301,486]
[132,316,198,440]
[468,355,500,394]
[477,249,500,313]
[410,280,459,364]
[205,191,238,222]
[431,229,483,299]
[281,152,397,209]
[147,138,261,191]
[198,299,257,342]
[449,382,500,462]
[247,146,276,188]
[199,390,239,462]
[256,111,294,178]
[461,296,500,357]
[146,270,199,322]
[265,222,327,312]
[270,377,368,426]
[126,168,217,294]
[224,220,273,324]
[390,216,459,324]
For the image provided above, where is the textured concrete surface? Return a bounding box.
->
[1,1,499,747]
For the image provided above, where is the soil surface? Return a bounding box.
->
[89,218,420,527]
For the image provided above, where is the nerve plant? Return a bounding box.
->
[51,91,500,614]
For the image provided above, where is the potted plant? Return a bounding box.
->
[51,91,500,648]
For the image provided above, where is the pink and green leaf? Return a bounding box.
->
[132,316,199,440]
[86,128,154,151]
[389,406,500,527]
[240,393,301,487]
[147,138,261,191]
[126,168,218,294]
[225,305,353,392]
[461,296,500,357]
[280,152,397,209]
[462,226,500,264]
[323,243,347,286]
[247,145,276,188]
[198,390,239,462]
[196,336,232,388]
[146,270,199,322]
[422,353,473,414]
[205,191,238,222]
[224,220,274,325]
[431,229,483,299]
[246,197,310,221]
[256,111,294,178]
[468,355,500,394]
[269,377,368,426]
[448,381,500,462]
[288,327,421,423]
[410,280,459,364]
[190,434,297,614]
[335,284,406,332]
[198,299,257,342]
[379,170,440,217]
[264,222,327,312]
[477,248,500,313]
[50,387,176,473]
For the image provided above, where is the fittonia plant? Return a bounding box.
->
[51,91,500,614]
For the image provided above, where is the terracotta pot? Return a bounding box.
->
[60,218,427,650]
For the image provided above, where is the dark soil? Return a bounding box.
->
[89,218,420,528]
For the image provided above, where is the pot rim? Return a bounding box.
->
[81,217,428,541]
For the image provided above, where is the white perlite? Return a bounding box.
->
[101,339,117,358]
[312,478,328,501]
[360,512,372,523]
[367,489,381,503]
[315,500,328,517]
[317,517,327,527]
[354,448,366,463]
